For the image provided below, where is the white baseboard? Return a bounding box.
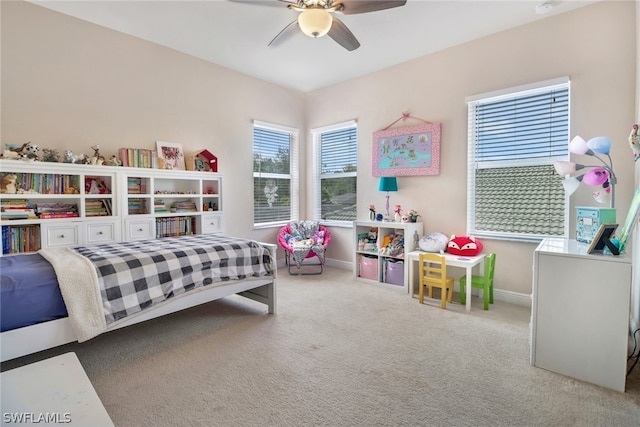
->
[288,258,533,308]
[452,283,531,308]
[325,258,352,271]
[493,289,532,308]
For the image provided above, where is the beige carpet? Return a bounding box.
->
[2,267,640,426]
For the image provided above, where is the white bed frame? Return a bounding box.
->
[1,243,277,363]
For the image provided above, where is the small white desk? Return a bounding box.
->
[407,250,485,312]
[0,352,114,426]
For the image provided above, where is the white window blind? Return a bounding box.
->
[253,121,299,226]
[312,120,358,223]
[467,78,570,240]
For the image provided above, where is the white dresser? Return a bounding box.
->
[530,238,632,392]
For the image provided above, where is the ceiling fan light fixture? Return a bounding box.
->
[298,8,333,38]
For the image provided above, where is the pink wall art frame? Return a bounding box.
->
[372,123,441,177]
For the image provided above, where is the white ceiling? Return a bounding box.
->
[29,0,598,92]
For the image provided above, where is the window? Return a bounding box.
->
[312,120,358,224]
[467,78,570,240]
[253,121,299,226]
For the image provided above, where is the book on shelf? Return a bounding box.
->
[85,199,111,216]
[170,200,197,213]
[36,202,78,218]
[1,200,37,220]
[154,199,168,213]
[127,177,147,194]
[127,198,147,215]
[3,173,80,194]
[2,224,41,254]
[118,148,157,169]
[38,212,80,219]
[155,216,195,238]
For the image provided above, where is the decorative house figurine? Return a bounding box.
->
[186,149,218,172]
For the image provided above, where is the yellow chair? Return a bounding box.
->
[460,253,496,310]
[418,253,455,309]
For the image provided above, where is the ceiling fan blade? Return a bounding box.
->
[327,17,360,51]
[337,0,407,15]
[268,20,299,47]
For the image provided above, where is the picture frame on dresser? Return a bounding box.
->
[586,223,619,255]
[156,141,186,170]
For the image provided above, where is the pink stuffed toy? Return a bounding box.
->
[447,235,483,256]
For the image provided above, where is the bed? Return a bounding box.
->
[1,234,277,362]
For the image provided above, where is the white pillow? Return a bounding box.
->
[419,232,449,252]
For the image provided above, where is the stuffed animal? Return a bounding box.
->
[387,234,405,257]
[63,150,87,164]
[1,174,18,194]
[3,142,40,161]
[20,142,41,161]
[42,148,61,162]
[419,232,449,253]
[2,149,19,160]
[447,235,483,256]
[313,230,325,245]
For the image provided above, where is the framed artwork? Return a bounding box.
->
[372,123,441,177]
[156,141,185,170]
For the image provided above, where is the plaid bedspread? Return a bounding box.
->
[71,234,274,325]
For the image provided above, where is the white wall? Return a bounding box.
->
[306,1,637,298]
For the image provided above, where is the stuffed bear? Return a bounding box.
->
[1,174,18,194]
[447,235,483,256]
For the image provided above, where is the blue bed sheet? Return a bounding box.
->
[1,253,68,332]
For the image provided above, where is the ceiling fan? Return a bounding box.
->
[235,0,407,51]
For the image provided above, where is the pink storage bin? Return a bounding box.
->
[385,260,404,286]
[359,256,378,280]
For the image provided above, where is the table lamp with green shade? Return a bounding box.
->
[378,177,398,221]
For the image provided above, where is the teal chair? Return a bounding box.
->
[460,253,496,310]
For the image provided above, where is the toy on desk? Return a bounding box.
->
[419,232,449,253]
[447,235,483,256]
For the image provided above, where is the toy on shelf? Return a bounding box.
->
[394,204,402,222]
[63,150,87,164]
[42,148,60,162]
[89,145,105,165]
[1,173,18,194]
[186,149,218,172]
